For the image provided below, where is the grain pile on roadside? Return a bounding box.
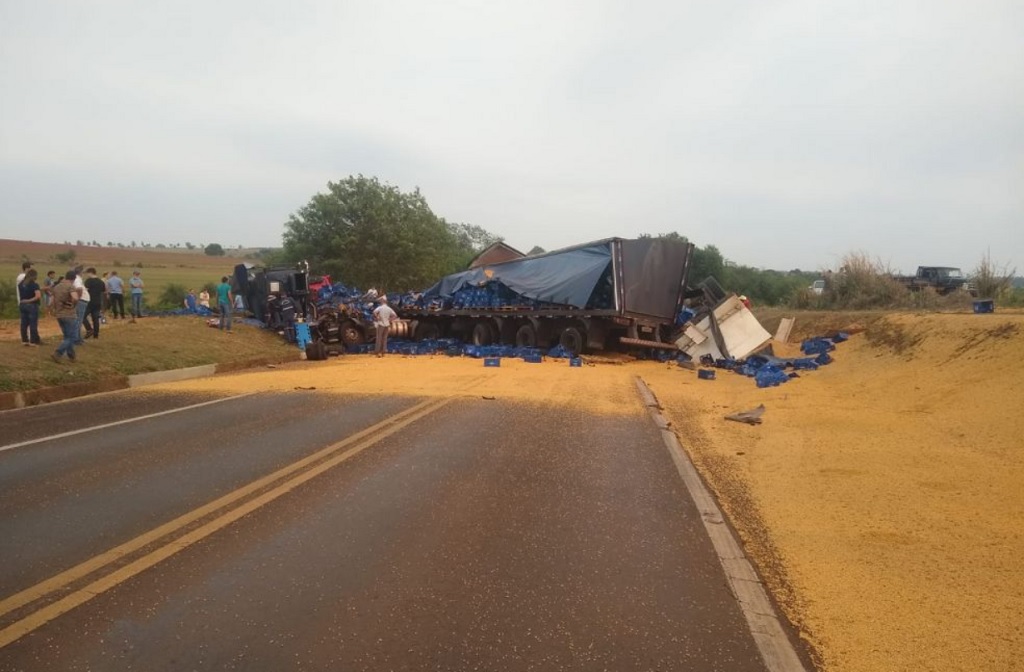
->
[644,312,1024,672]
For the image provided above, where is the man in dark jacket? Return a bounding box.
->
[83,268,106,339]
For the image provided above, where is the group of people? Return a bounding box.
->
[182,279,236,333]
[16,261,146,362]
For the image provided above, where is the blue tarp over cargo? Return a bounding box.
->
[422,243,614,309]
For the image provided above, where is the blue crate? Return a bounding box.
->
[483,357,501,367]
[697,369,716,380]
[569,357,582,367]
[973,299,995,313]
[523,353,542,363]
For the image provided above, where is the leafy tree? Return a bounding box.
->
[283,175,497,291]
[204,243,226,256]
[185,242,195,250]
[55,249,76,264]
[527,246,546,255]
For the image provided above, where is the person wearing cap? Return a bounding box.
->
[372,296,398,358]
[739,295,752,309]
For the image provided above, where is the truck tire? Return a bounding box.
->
[515,324,537,348]
[471,321,496,346]
[559,326,585,357]
[414,321,442,342]
[340,321,364,347]
[306,340,327,361]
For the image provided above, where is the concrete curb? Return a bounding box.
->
[0,354,300,412]
[127,365,217,388]
[634,376,809,672]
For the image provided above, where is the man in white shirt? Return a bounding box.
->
[372,297,398,358]
[72,268,91,345]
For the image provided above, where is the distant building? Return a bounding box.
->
[467,241,526,269]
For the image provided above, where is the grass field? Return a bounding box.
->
[0,312,297,392]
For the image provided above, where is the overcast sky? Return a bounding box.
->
[1,0,1021,273]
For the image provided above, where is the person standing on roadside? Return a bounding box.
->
[129,270,144,322]
[42,270,57,314]
[72,267,90,345]
[216,276,233,332]
[51,270,81,363]
[84,268,106,339]
[106,270,125,319]
[100,272,110,318]
[372,296,398,358]
[18,269,42,346]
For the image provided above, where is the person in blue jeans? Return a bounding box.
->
[129,270,144,321]
[50,270,81,362]
[216,276,233,332]
[18,269,42,346]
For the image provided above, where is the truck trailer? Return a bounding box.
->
[395,237,695,356]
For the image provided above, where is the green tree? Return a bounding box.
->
[204,243,225,256]
[55,249,76,265]
[283,175,496,291]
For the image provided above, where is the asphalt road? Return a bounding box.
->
[0,387,781,671]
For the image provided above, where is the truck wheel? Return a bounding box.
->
[340,321,364,347]
[306,340,327,361]
[415,321,442,342]
[471,322,495,346]
[515,324,537,348]
[559,327,585,357]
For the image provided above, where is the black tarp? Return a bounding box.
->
[423,242,613,308]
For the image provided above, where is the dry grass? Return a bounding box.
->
[971,250,1017,300]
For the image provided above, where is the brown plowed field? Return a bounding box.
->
[1,239,247,268]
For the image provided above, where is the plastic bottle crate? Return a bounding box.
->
[697,369,716,380]
[484,357,501,367]
[523,353,542,364]
[569,357,582,367]
[973,299,995,313]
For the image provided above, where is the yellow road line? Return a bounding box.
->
[0,395,448,626]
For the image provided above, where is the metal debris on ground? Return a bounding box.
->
[725,404,766,425]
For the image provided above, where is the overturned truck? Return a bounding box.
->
[395,237,695,356]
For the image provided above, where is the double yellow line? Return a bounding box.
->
[0,395,453,648]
